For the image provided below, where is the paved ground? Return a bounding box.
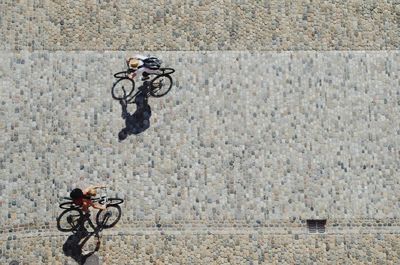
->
[1,51,400,264]
[1,1,399,50]
[2,0,400,262]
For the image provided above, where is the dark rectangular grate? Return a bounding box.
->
[307,219,327,233]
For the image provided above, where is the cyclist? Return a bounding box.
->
[70,185,107,213]
[126,55,162,81]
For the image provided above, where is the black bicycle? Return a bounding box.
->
[57,188,124,232]
[111,68,175,100]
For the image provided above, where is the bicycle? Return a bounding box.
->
[111,67,175,101]
[57,188,124,232]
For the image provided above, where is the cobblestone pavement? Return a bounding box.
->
[1,1,399,50]
[1,51,400,263]
[2,230,400,264]
[2,1,400,263]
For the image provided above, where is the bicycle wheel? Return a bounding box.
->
[97,197,124,205]
[111,78,135,100]
[114,71,130,78]
[159,67,175,75]
[150,74,173,98]
[59,201,80,210]
[57,209,83,232]
[96,205,121,229]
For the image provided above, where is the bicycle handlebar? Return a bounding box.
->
[113,67,175,79]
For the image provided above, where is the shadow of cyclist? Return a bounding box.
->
[62,214,101,265]
[118,84,152,141]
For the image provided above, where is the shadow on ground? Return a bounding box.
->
[61,215,102,265]
[118,87,152,141]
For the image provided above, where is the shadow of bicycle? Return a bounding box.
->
[56,212,102,265]
[62,225,100,265]
[57,207,121,264]
[118,87,152,141]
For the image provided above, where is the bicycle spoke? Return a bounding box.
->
[57,209,83,232]
[152,86,162,93]
[111,78,135,100]
[96,205,121,228]
[67,214,80,226]
[101,212,112,226]
[150,75,172,97]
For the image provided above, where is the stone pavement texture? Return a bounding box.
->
[0,1,399,50]
[1,0,400,264]
[2,233,400,264]
[1,51,400,264]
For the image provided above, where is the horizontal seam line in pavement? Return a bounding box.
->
[2,226,400,240]
[3,218,400,232]
[1,49,400,52]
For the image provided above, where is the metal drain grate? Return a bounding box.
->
[307,219,327,233]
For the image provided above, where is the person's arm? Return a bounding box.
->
[128,71,136,80]
[91,184,106,189]
[83,184,106,194]
[92,203,107,210]
[84,199,106,211]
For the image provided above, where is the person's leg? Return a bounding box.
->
[85,214,96,232]
[142,68,160,81]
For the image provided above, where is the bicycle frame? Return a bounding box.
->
[58,188,123,232]
[112,66,174,101]
[98,187,108,205]
[124,81,153,103]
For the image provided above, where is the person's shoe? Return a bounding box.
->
[141,76,150,81]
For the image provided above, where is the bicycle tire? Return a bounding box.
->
[114,71,130,79]
[59,201,80,210]
[97,197,124,205]
[111,78,135,100]
[57,208,83,232]
[150,74,173,98]
[96,204,121,229]
[159,68,175,75]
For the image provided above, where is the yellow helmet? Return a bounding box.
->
[128,58,140,69]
